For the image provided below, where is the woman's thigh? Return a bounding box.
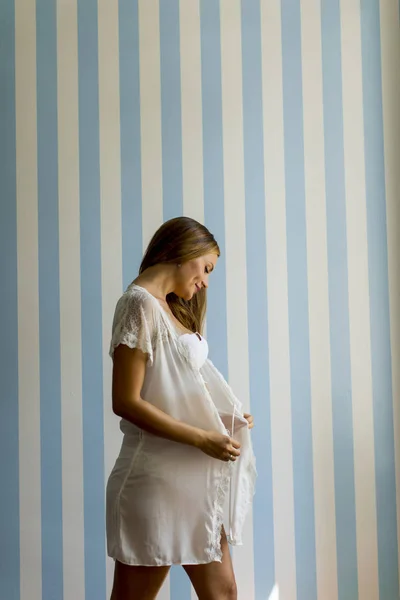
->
[110,561,170,600]
[183,528,237,600]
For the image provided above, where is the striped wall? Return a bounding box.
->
[1,1,399,599]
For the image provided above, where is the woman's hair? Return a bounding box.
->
[139,217,220,334]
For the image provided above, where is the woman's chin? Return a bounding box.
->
[182,286,199,301]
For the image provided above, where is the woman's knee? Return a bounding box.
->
[218,577,237,600]
[111,561,170,600]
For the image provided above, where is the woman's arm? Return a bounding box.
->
[112,344,241,461]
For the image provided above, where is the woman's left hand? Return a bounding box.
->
[243,413,254,429]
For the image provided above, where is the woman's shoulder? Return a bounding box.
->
[116,283,158,314]
[112,283,171,342]
[109,284,167,360]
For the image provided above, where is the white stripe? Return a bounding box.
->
[156,576,171,600]
[97,0,124,597]
[137,4,171,597]
[137,5,171,596]
[219,0,248,417]
[139,0,164,251]
[56,2,85,599]
[180,0,204,225]
[15,2,42,599]
[380,0,400,582]
[340,4,379,598]
[179,0,207,349]
[219,2,254,598]
[300,2,338,599]
[260,2,297,598]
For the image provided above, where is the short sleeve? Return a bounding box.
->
[109,290,158,365]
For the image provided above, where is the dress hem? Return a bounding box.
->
[108,553,224,567]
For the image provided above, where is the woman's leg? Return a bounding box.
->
[110,561,171,600]
[183,527,237,600]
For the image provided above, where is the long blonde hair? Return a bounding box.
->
[139,217,220,334]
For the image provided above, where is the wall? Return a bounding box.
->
[1,1,399,599]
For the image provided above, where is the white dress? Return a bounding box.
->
[106,283,257,566]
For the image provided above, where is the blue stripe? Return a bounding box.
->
[280,3,317,598]
[36,2,64,599]
[360,2,399,597]
[0,2,19,599]
[320,2,358,598]
[160,12,187,600]
[241,1,275,597]
[77,1,106,597]
[200,0,228,380]
[160,0,183,222]
[119,0,143,287]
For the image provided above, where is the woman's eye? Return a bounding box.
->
[205,268,209,274]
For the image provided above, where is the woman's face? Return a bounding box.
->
[174,253,218,300]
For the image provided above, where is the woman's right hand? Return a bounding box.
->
[197,430,241,462]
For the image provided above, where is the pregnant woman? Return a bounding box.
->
[107,217,257,600]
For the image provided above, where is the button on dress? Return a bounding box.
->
[106,284,257,566]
